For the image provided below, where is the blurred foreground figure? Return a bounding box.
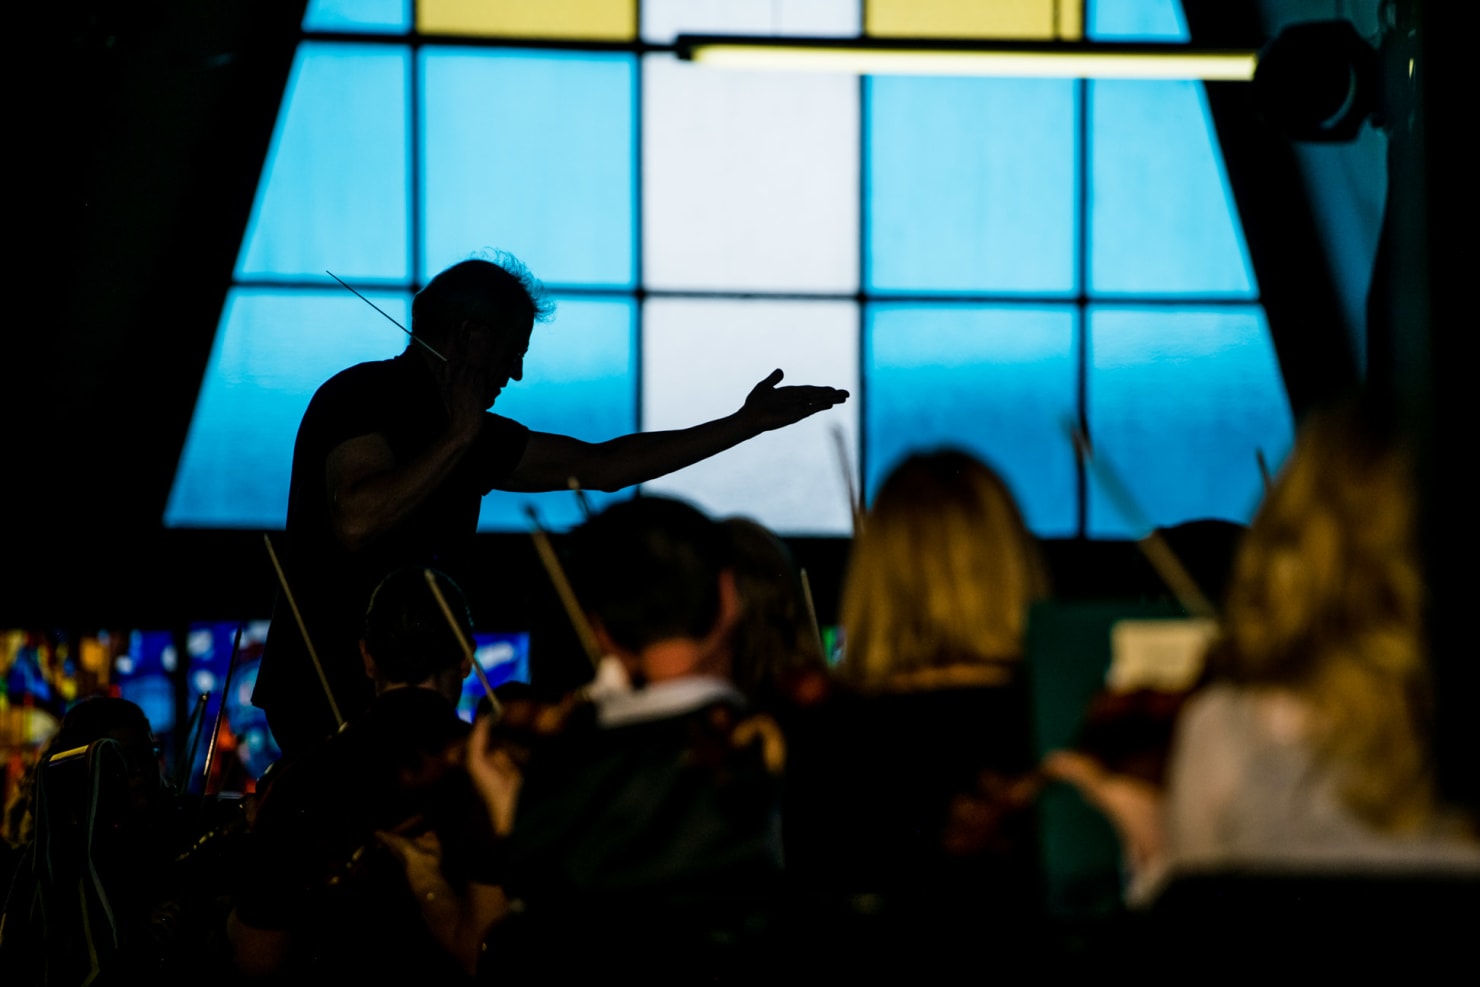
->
[0,698,205,985]
[1167,404,1480,874]
[398,497,784,982]
[786,451,1046,942]
[1052,403,1480,909]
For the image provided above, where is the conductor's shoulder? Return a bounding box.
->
[299,356,411,424]
[313,356,408,401]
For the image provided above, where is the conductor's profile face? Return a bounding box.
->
[459,322,532,409]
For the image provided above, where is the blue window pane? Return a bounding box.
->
[1087,0,1188,41]
[1090,79,1255,297]
[868,76,1077,296]
[1086,306,1293,538]
[166,288,410,528]
[303,0,410,33]
[866,304,1079,536]
[237,44,410,283]
[421,50,636,289]
[476,296,636,532]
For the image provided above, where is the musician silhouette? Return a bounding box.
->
[254,255,849,755]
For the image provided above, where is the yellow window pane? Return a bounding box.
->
[1058,0,1083,40]
[418,0,635,41]
[867,0,1066,40]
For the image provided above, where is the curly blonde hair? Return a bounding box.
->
[1209,404,1434,830]
[839,450,1048,685]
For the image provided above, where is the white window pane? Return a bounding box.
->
[642,55,859,293]
[642,0,860,42]
[641,298,859,534]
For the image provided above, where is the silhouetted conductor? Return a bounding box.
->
[254,255,849,754]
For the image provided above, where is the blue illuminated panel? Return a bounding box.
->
[866,304,1079,536]
[237,44,410,283]
[421,49,636,288]
[477,296,637,531]
[166,288,410,528]
[303,0,410,33]
[868,76,1078,296]
[1088,0,1188,41]
[1090,79,1256,298]
[455,632,531,722]
[1086,306,1292,538]
[115,630,179,738]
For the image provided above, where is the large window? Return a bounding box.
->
[166,0,1292,537]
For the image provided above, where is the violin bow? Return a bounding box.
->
[423,568,501,716]
[263,534,346,729]
[831,424,863,536]
[524,504,603,669]
[200,621,244,796]
[567,476,594,521]
[175,692,210,793]
[326,270,447,363]
[799,567,826,663]
[1256,447,1273,498]
[1067,421,1217,620]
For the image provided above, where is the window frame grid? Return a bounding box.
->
[207,3,1272,538]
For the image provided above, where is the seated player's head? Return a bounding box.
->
[840,449,1048,684]
[42,697,166,813]
[360,567,475,702]
[723,516,828,706]
[568,497,738,684]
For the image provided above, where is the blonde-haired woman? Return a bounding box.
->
[1164,404,1480,873]
[838,449,1048,687]
[785,450,1047,909]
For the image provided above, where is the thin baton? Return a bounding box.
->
[326,270,447,363]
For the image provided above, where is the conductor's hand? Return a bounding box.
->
[740,369,849,433]
[440,324,491,442]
